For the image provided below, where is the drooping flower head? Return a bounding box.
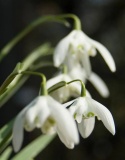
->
[63,96,115,138]
[54,30,116,76]
[12,96,79,152]
[47,73,91,103]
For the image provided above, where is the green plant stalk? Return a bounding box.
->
[11,134,56,160]
[0,62,23,95]
[21,71,48,96]
[0,43,51,108]
[1,146,12,160]
[57,14,81,30]
[0,119,14,153]
[0,14,81,62]
[0,17,65,61]
[67,79,86,97]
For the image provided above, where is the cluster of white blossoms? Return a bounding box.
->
[12,28,116,152]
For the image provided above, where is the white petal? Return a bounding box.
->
[53,31,75,67]
[86,90,92,98]
[47,74,63,89]
[62,99,76,108]
[37,102,50,127]
[35,97,50,127]
[88,72,110,98]
[75,114,82,123]
[86,97,115,135]
[72,97,89,116]
[68,82,81,97]
[48,96,79,145]
[79,50,91,76]
[24,97,41,130]
[57,127,75,149]
[53,40,68,66]
[89,39,116,72]
[69,65,87,82]
[78,117,95,138]
[12,107,28,152]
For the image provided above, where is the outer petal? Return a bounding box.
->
[53,31,76,67]
[12,107,28,152]
[79,50,91,77]
[47,96,79,146]
[37,98,50,127]
[29,97,50,128]
[62,99,76,108]
[89,39,116,72]
[53,39,69,67]
[78,117,95,138]
[88,72,110,98]
[57,127,74,149]
[24,98,40,131]
[86,97,115,135]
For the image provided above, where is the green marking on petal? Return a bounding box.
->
[87,112,94,117]
[77,45,83,50]
[42,117,56,134]
[74,113,77,119]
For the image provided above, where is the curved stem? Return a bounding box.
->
[67,79,86,97]
[0,16,68,62]
[61,65,68,74]
[0,14,81,62]
[57,14,81,30]
[0,43,51,108]
[21,71,47,95]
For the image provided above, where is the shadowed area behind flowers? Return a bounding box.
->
[0,0,125,159]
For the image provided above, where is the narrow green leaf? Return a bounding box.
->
[0,15,69,62]
[0,119,14,153]
[48,81,67,93]
[11,134,56,160]
[0,43,52,108]
[1,146,12,160]
[0,63,23,95]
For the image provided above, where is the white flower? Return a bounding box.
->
[63,97,115,138]
[47,73,91,103]
[54,30,116,75]
[12,96,79,152]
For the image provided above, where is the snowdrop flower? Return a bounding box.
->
[54,30,116,76]
[63,96,115,138]
[47,73,91,103]
[12,96,79,152]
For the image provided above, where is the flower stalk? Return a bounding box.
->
[67,79,86,97]
[21,71,48,96]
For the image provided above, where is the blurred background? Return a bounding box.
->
[0,0,125,159]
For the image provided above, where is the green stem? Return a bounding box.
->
[0,14,81,62]
[0,15,69,62]
[48,78,86,97]
[30,61,54,71]
[57,14,82,30]
[0,73,18,95]
[61,65,67,74]
[21,71,47,96]
[0,43,51,108]
[67,79,86,97]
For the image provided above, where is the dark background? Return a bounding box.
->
[0,0,125,159]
